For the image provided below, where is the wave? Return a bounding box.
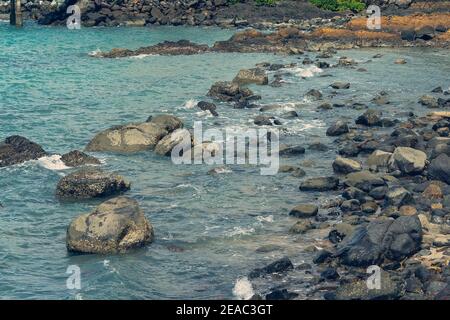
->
[183,99,198,109]
[232,277,254,300]
[226,226,255,237]
[287,65,323,78]
[36,155,70,171]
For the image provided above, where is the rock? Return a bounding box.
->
[331,81,350,89]
[428,154,450,184]
[385,187,414,207]
[344,171,385,192]
[0,136,47,167]
[279,145,305,156]
[279,165,305,177]
[61,150,101,167]
[326,120,349,136]
[313,250,332,264]
[328,271,401,300]
[419,95,439,108]
[369,186,388,200]
[362,201,379,214]
[422,183,443,200]
[154,129,191,156]
[289,220,314,234]
[248,257,294,279]
[56,168,130,200]
[317,102,332,110]
[266,289,298,300]
[86,122,170,153]
[399,205,417,216]
[336,216,422,267]
[233,68,268,85]
[367,150,392,170]
[389,147,427,174]
[146,114,183,132]
[289,204,318,218]
[333,157,362,174]
[207,81,255,102]
[341,199,361,212]
[254,115,274,126]
[66,197,153,254]
[395,58,407,64]
[197,101,218,116]
[320,268,340,281]
[306,89,323,100]
[416,26,435,41]
[329,223,354,244]
[308,142,328,151]
[356,109,382,127]
[300,177,339,191]
[401,30,416,41]
[282,111,299,118]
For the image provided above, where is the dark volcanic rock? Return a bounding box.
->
[61,150,101,167]
[335,216,422,267]
[197,101,218,117]
[249,257,294,279]
[266,289,299,300]
[0,136,47,167]
[56,168,130,200]
[207,81,256,103]
[428,154,450,184]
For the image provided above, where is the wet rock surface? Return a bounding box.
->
[0,136,47,167]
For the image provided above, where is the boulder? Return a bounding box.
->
[335,216,422,267]
[233,68,268,85]
[333,157,362,174]
[389,147,427,174]
[419,95,439,108]
[197,101,218,117]
[344,171,385,192]
[0,136,47,167]
[154,128,191,156]
[86,121,170,153]
[289,204,318,218]
[207,81,255,102]
[146,114,183,132]
[254,115,274,126]
[300,177,339,191]
[385,187,414,207]
[330,81,350,89]
[355,110,382,127]
[367,150,392,170]
[428,154,450,184]
[61,150,101,167]
[326,121,349,136]
[56,168,130,200]
[248,257,294,279]
[306,89,323,100]
[66,197,153,254]
[289,220,314,234]
[279,145,305,156]
[279,165,305,177]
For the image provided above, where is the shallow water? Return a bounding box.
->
[0,21,449,299]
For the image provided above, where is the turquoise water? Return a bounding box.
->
[0,21,449,299]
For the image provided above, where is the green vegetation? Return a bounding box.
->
[255,0,278,5]
[310,0,366,12]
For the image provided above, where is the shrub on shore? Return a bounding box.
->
[310,0,366,12]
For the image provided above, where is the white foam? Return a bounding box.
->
[183,99,198,109]
[129,54,156,59]
[36,155,70,171]
[227,226,255,237]
[232,277,254,300]
[290,65,323,78]
[257,215,274,223]
[88,49,102,57]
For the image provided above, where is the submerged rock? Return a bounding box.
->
[331,81,350,89]
[326,121,349,136]
[0,136,47,167]
[61,150,101,167]
[56,168,130,200]
[355,110,382,127]
[66,197,153,254]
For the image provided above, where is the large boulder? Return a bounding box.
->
[428,154,450,184]
[146,114,183,132]
[389,147,427,174]
[248,257,294,279]
[61,150,101,167]
[66,197,153,254]
[367,150,392,171]
[385,187,414,207]
[0,136,47,167]
[154,128,191,156]
[56,168,130,200]
[300,177,339,191]
[333,157,362,174]
[233,68,268,85]
[86,122,169,153]
[335,216,422,267]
